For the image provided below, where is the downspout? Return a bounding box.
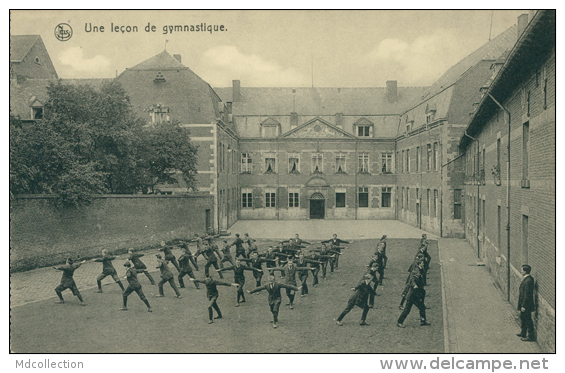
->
[488,93,511,302]
[463,130,480,258]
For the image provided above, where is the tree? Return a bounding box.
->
[137,121,199,193]
[10,80,200,205]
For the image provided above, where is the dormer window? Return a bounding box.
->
[260,117,281,138]
[354,118,374,138]
[404,115,414,132]
[32,107,43,119]
[150,104,170,124]
[34,57,41,65]
[154,71,166,82]
[425,103,437,124]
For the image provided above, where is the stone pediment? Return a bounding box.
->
[305,176,330,187]
[283,117,355,139]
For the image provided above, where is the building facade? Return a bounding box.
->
[460,10,555,352]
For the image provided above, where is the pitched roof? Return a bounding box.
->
[126,50,186,71]
[10,35,40,62]
[403,25,518,114]
[116,51,220,125]
[213,86,426,117]
[9,79,50,119]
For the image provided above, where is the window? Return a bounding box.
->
[241,153,252,173]
[32,107,43,119]
[542,67,548,110]
[426,111,435,123]
[401,150,405,173]
[357,125,371,137]
[265,191,276,208]
[358,153,369,173]
[406,187,410,210]
[312,153,323,173]
[265,154,276,174]
[381,187,391,207]
[401,187,405,209]
[288,153,300,174]
[496,138,501,185]
[335,190,346,208]
[526,90,531,117]
[288,192,299,207]
[522,215,529,264]
[381,152,392,173]
[427,189,431,215]
[34,56,41,65]
[427,144,432,171]
[434,190,438,218]
[522,122,529,181]
[433,142,438,171]
[415,147,420,172]
[406,149,411,173]
[150,105,170,124]
[358,187,369,208]
[454,189,462,219]
[497,205,502,249]
[336,153,346,173]
[263,126,278,138]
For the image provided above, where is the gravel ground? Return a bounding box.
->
[10,238,443,353]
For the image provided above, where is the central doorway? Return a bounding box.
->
[309,192,326,219]
[310,200,325,219]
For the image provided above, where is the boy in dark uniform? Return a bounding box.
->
[218,258,262,306]
[120,260,152,312]
[191,275,238,324]
[195,238,224,279]
[313,243,342,277]
[296,252,323,296]
[219,239,235,268]
[93,249,125,293]
[240,251,276,288]
[397,261,430,327]
[155,254,182,298]
[305,251,334,287]
[335,274,376,326]
[178,250,199,289]
[269,256,314,309]
[179,242,199,271]
[322,234,350,270]
[247,274,301,328]
[54,258,86,306]
[127,248,155,285]
[231,233,247,259]
[366,262,381,308]
[158,242,181,273]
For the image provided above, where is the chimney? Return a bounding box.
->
[232,80,241,102]
[173,54,182,63]
[290,112,299,128]
[517,14,529,39]
[386,80,398,103]
[335,113,344,128]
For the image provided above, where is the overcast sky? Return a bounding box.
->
[10,10,530,88]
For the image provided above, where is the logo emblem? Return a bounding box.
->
[54,23,73,41]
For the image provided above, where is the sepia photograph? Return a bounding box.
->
[9,8,555,362]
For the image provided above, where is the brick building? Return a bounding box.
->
[459,10,555,352]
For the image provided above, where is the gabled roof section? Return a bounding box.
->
[10,35,40,62]
[261,117,280,126]
[126,50,187,71]
[283,117,356,139]
[403,25,518,114]
[354,117,374,125]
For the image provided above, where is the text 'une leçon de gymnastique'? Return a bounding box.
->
[84,23,227,35]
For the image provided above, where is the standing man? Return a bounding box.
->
[335,274,376,326]
[305,251,333,287]
[219,239,235,268]
[127,248,155,285]
[54,257,86,306]
[322,234,350,270]
[416,243,431,286]
[218,258,262,306]
[155,254,182,298]
[195,237,224,279]
[247,274,300,328]
[313,243,341,277]
[93,249,125,293]
[191,274,238,324]
[241,251,276,288]
[397,260,430,328]
[179,242,199,271]
[269,256,314,309]
[120,260,152,312]
[517,265,535,342]
[366,262,381,308]
[177,250,199,289]
[158,242,181,273]
[231,233,247,259]
[377,235,388,269]
[296,252,322,297]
